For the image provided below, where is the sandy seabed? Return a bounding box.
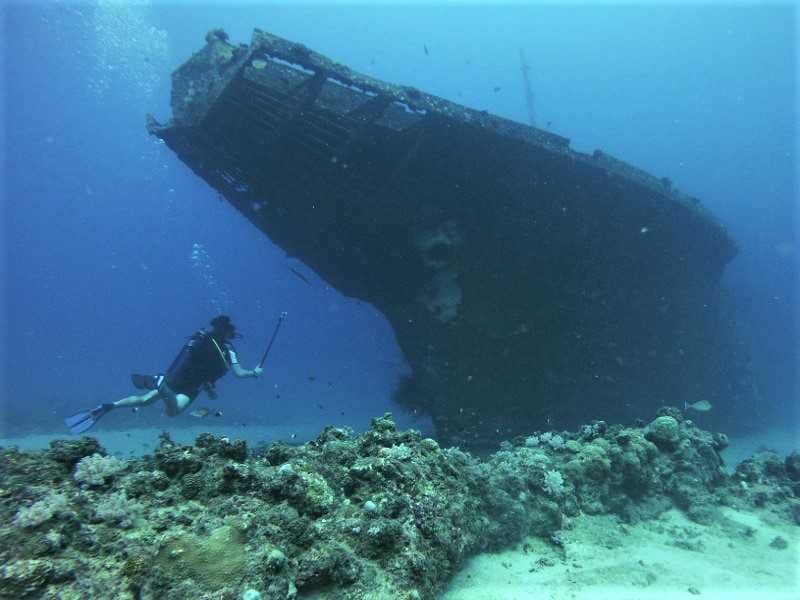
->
[442,507,799,600]
[0,422,329,458]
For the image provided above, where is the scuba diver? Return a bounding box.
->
[64,315,264,434]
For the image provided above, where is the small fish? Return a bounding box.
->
[289,433,297,440]
[131,407,139,413]
[493,86,501,92]
[288,267,311,285]
[214,410,224,417]
[189,408,209,418]
[308,375,316,382]
[424,44,429,56]
[684,400,712,413]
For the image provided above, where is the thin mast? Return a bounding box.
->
[519,48,536,127]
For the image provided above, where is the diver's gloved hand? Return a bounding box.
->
[253,366,264,378]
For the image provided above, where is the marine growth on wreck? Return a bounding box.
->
[148,29,745,448]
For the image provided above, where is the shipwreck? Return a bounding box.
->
[148,29,742,448]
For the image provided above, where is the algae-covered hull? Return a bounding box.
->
[148,29,740,448]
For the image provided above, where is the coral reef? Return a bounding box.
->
[73,453,127,486]
[0,411,797,599]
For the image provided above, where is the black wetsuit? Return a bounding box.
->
[163,330,238,399]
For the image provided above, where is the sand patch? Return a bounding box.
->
[442,508,799,599]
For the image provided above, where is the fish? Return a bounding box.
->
[424,44,429,56]
[288,267,311,285]
[493,86,501,92]
[189,408,210,418]
[214,410,223,417]
[684,400,712,413]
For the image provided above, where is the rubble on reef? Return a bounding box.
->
[1,411,797,599]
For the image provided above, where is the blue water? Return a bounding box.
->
[2,1,796,442]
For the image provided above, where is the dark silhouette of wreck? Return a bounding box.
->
[148,29,743,449]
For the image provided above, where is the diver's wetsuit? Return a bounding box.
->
[65,325,247,433]
[163,329,239,399]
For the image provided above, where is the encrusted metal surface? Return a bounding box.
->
[149,29,742,448]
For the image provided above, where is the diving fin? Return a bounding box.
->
[63,404,114,435]
[131,373,164,391]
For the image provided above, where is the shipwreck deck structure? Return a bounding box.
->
[149,29,740,448]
